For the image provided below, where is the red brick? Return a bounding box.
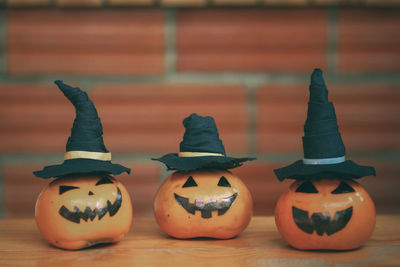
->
[338,9,400,72]
[177,9,327,72]
[0,84,66,104]
[6,0,51,6]
[360,161,400,214]
[92,84,249,153]
[109,0,155,5]
[161,0,206,6]
[264,0,308,4]
[7,9,165,75]
[2,163,161,218]
[215,0,257,5]
[0,84,76,152]
[57,0,103,6]
[257,84,400,152]
[2,164,49,218]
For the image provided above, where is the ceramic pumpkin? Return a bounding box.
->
[273,69,376,250]
[36,174,132,250]
[33,81,132,250]
[153,113,254,239]
[275,179,375,250]
[154,170,252,239]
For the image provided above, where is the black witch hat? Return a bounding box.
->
[273,69,375,181]
[33,81,130,179]
[153,113,254,171]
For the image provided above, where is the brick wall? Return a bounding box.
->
[0,7,399,218]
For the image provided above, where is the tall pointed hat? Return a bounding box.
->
[153,113,254,171]
[34,81,130,179]
[274,69,375,181]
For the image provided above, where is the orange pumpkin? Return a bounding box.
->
[35,174,133,250]
[154,170,253,239]
[275,178,375,250]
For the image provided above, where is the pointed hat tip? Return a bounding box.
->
[54,80,66,88]
[309,68,328,103]
[54,80,73,93]
[54,80,84,99]
[310,68,326,86]
[311,68,323,78]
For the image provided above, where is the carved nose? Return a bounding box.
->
[88,191,94,196]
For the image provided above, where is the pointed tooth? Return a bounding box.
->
[80,207,90,222]
[88,207,97,221]
[74,206,87,222]
[97,207,108,220]
[201,209,212,219]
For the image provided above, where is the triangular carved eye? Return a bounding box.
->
[182,176,197,188]
[331,181,355,194]
[59,185,79,195]
[96,176,114,186]
[217,176,231,187]
[295,181,318,193]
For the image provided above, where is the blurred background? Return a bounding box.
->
[0,0,399,218]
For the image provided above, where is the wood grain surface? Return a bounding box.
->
[0,216,399,266]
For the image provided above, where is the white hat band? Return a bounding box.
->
[303,156,345,165]
[178,152,225,157]
[64,151,112,161]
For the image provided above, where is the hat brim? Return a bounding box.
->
[153,153,255,172]
[33,158,130,179]
[274,160,376,181]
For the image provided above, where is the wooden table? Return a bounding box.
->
[0,216,399,266]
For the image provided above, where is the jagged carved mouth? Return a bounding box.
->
[174,192,238,219]
[292,206,353,236]
[59,187,122,224]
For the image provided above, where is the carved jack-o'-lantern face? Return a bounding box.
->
[154,170,253,239]
[57,176,123,224]
[35,174,133,250]
[275,179,375,250]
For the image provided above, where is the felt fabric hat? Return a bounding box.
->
[274,69,375,181]
[33,81,130,179]
[153,113,254,171]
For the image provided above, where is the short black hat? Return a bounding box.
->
[153,113,254,171]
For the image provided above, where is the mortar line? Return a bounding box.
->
[2,72,400,85]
